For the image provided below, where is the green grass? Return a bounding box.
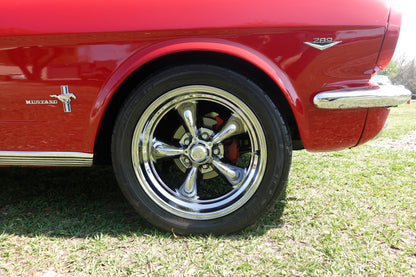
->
[0,103,415,276]
[379,102,416,139]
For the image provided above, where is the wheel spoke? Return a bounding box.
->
[152,139,184,160]
[212,159,246,187]
[212,114,246,144]
[176,166,199,199]
[176,101,198,138]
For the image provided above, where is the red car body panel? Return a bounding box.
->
[0,0,399,155]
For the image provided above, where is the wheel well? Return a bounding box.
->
[93,51,302,165]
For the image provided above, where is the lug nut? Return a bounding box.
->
[213,148,220,155]
[202,164,209,169]
[201,133,209,140]
[184,158,191,164]
[184,138,190,145]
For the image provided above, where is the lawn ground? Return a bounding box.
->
[0,103,415,276]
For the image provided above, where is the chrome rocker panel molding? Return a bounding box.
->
[0,151,93,166]
[314,85,411,109]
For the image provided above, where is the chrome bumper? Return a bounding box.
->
[314,85,411,109]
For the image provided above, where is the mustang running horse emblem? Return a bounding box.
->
[50,85,77,113]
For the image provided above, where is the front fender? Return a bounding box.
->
[90,38,300,125]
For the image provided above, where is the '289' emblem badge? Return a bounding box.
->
[304,37,342,51]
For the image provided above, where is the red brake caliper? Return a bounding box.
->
[215,116,239,164]
[226,139,239,164]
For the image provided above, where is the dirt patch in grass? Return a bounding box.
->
[373,131,416,151]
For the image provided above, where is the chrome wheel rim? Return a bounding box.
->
[131,85,267,220]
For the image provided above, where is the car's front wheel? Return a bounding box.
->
[112,65,292,234]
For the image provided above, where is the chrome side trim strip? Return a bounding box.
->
[0,151,93,166]
[314,85,411,109]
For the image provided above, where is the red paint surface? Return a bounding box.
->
[0,0,399,154]
[356,107,390,146]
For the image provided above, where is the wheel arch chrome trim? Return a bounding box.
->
[0,151,93,167]
[314,85,411,109]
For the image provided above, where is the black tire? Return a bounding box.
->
[112,65,292,234]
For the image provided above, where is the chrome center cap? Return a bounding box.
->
[190,144,209,162]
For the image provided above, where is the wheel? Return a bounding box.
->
[112,65,292,234]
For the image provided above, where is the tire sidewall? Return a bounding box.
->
[112,65,292,234]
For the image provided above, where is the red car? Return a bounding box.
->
[0,0,410,234]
